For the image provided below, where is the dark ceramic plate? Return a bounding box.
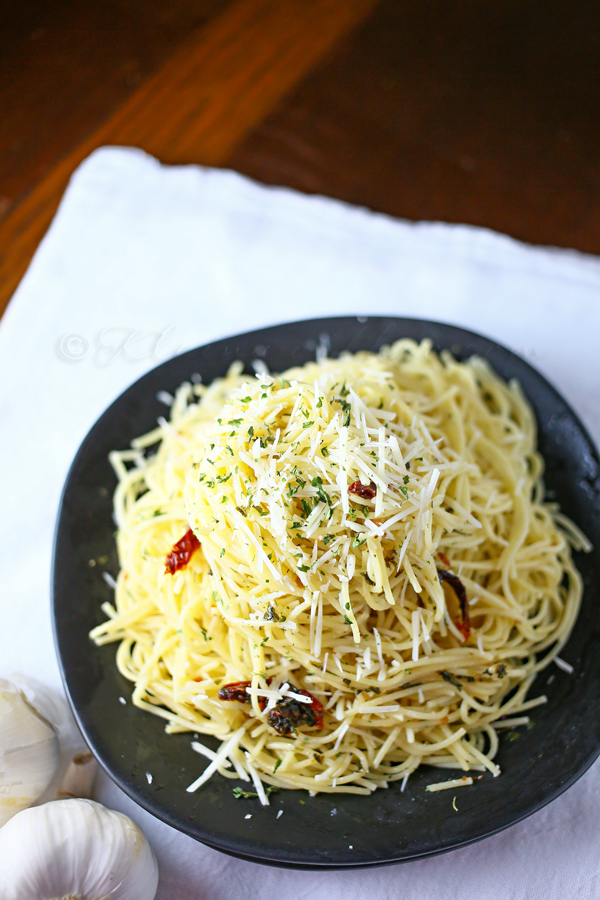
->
[53,316,600,868]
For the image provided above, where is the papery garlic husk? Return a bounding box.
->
[57,749,97,800]
[0,678,60,826]
[0,798,159,900]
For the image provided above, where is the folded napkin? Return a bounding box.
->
[1,147,599,899]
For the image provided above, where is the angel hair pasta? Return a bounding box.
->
[91,339,589,800]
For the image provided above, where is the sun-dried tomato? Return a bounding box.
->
[267,689,324,735]
[438,551,451,569]
[437,567,471,639]
[165,527,200,575]
[218,681,264,705]
[218,682,324,734]
[348,480,376,500]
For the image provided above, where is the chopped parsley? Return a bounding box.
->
[337,398,351,427]
[311,476,332,506]
[233,785,279,800]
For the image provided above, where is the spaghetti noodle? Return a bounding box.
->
[91,339,589,799]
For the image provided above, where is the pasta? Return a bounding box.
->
[91,339,589,799]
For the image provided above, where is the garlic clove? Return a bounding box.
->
[0,679,60,826]
[57,749,98,800]
[0,798,159,900]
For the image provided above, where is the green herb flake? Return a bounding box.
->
[233,785,279,800]
[337,398,352,427]
[441,671,462,689]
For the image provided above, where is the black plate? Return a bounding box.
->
[53,316,600,868]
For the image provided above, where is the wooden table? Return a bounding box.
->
[2,0,599,318]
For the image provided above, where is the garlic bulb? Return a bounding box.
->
[0,798,159,900]
[0,678,60,826]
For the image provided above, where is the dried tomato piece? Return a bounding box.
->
[165,527,200,575]
[348,480,377,500]
[218,681,268,709]
[267,689,324,735]
[218,682,323,733]
[438,551,451,569]
[218,681,253,703]
[437,568,471,639]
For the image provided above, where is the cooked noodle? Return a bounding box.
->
[91,339,589,798]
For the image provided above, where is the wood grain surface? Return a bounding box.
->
[0,0,378,316]
[0,0,229,209]
[228,0,600,254]
[2,0,599,319]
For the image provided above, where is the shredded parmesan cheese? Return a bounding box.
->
[92,340,587,798]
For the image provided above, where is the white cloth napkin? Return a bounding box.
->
[1,146,600,899]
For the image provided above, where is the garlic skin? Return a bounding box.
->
[0,678,60,826]
[0,798,159,900]
[57,749,97,800]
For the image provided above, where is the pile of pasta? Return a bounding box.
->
[91,339,587,799]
